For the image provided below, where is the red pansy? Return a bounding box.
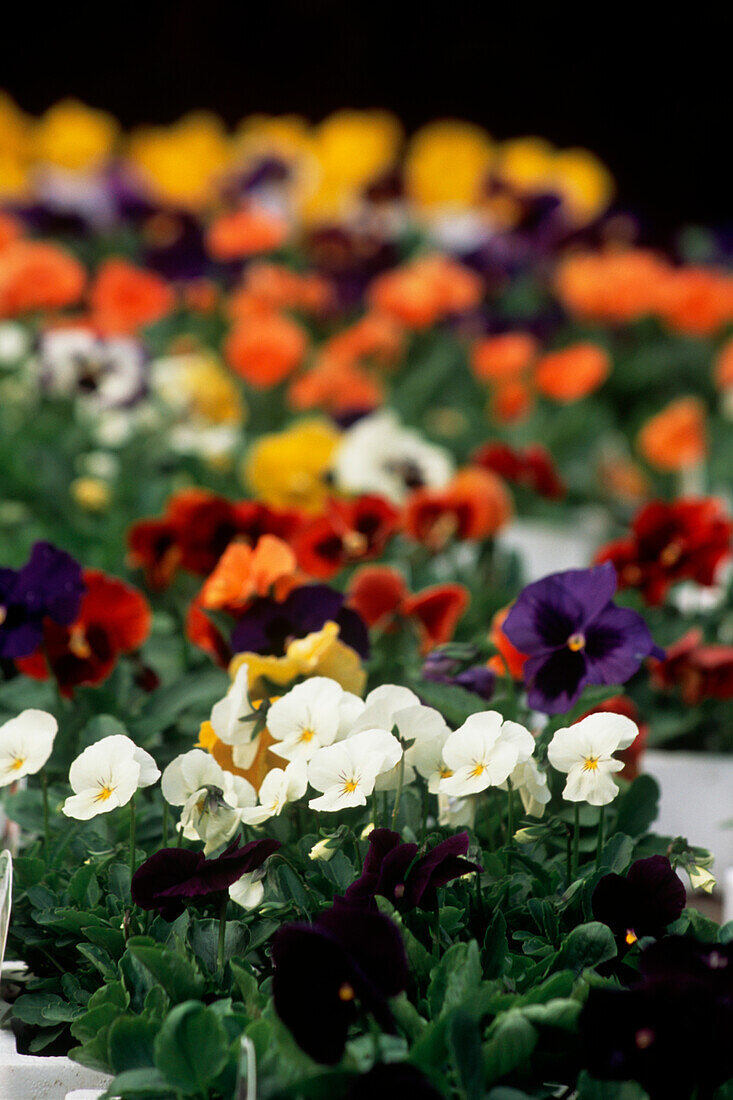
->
[472,441,565,500]
[650,630,733,706]
[16,570,151,696]
[347,565,468,653]
[294,496,400,579]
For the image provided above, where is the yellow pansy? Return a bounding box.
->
[405,120,494,208]
[154,350,246,426]
[127,113,232,208]
[235,113,315,162]
[243,417,340,512]
[0,93,31,157]
[0,155,29,200]
[32,100,118,172]
[230,621,366,698]
[71,476,111,512]
[551,148,614,223]
[496,137,556,193]
[314,110,401,191]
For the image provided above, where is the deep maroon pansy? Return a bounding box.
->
[592,855,686,949]
[230,583,369,659]
[0,542,84,659]
[131,837,281,921]
[272,904,407,1064]
[344,828,482,911]
[502,562,663,714]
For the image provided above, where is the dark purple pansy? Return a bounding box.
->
[580,936,733,1099]
[0,542,85,659]
[346,1062,443,1099]
[592,855,686,949]
[422,650,495,701]
[272,904,407,1064]
[344,828,481,911]
[131,837,280,921]
[502,562,663,714]
[230,583,369,658]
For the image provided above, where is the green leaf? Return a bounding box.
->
[108,1014,159,1073]
[447,1010,484,1100]
[482,910,508,979]
[105,1068,173,1096]
[127,942,206,1003]
[230,959,265,1019]
[189,918,249,973]
[615,774,659,837]
[154,1001,229,1094]
[483,1012,538,1085]
[428,940,482,1017]
[68,864,101,907]
[555,922,617,975]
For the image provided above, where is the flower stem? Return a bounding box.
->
[161,800,169,848]
[217,892,228,979]
[129,796,136,883]
[390,750,406,828]
[596,805,605,869]
[572,804,580,879]
[41,770,49,858]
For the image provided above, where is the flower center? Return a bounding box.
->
[635,1028,654,1050]
[567,632,586,652]
[625,928,638,946]
[582,756,599,772]
[95,784,115,802]
[342,779,358,794]
[299,727,316,743]
[439,765,454,779]
[9,755,26,772]
[338,982,355,1002]
[0,605,6,626]
[69,626,92,659]
[343,530,368,557]
[470,762,486,778]
[660,540,683,567]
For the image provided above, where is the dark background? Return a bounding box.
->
[2,4,731,233]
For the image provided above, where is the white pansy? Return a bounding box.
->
[0,322,30,364]
[349,687,447,792]
[438,712,525,797]
[241,761,308,825]
[507,758,551,818]
[547,712,638,807]
[348,684,421,735]
[266,677,345,762]
[407,729,452,793]
[63,735,160,820]
[333,410,454,504]
[229,868,267,909]
[0,710,58,787]
[308,728,402,811]
[438,793,477,828]
[162,748,256,854]
[335,691,366,738]
[209,665,259,767]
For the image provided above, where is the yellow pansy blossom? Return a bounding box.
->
[230,621,366,699]
[243,417,340,512]
[551,148,614,223]
[32,100,119,172]
[127,113,232,208]
[405,120,494,208]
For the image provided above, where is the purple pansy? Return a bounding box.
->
[130,837,280,921]
[592,855,686,950]
[272,904,407,1064]
[344,828,482,911]
[422,649,495,700]
[502,562,663,714]
[0,542,85,659]
[230,583,369,658]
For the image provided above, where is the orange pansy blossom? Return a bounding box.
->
[227,263,332,321]
[637,396,707,472]
[199,535,298,611]
[403,467,513,549]
[205,204,289,261]
[224,311,308,387]
[368,254,483,329]
[0,240,86,317]
[89,257,175,335]
[533,343,611,403]
[488,607,528,679]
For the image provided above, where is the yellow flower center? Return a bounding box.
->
[338,982,355,1002]
[342,779,358,794]
[470,762,486,778]
[9,755,26,771]
[343,530,368,557]
[439,765,454,779]
[299,728,316,743]
[660,541,682,567]
[95,785,115,802]
[69,626,92,659]
[625,928,638,946]
[567,632,586,652]
[582,756,599,772]
[0,605,6,626]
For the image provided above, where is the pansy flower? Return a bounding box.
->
[16,569,151,696]
[37,327,147,412]
[403,467,512,549]
[229,584,369,660]
[0,541,84,659]
[592,855,686,951]
[272,904,407,1063]
[344,828,481,911]
[348,565,468,654]
[596,498,733,606]
[650,629,733,705]
[131,837,281,922]
[502,562,663,714]
[294,496,399,579]
[423,650,496,700]
[472,440,565,499]
[547,712,639,806]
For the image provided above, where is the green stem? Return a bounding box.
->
[217,892,228,979]
[572,804,580,879]
[596,805,605,869]
[162,800,169,848]
[390,749,406,828]
[129,796,136,883]
[41,770,49,858]
[420,783,430,841]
